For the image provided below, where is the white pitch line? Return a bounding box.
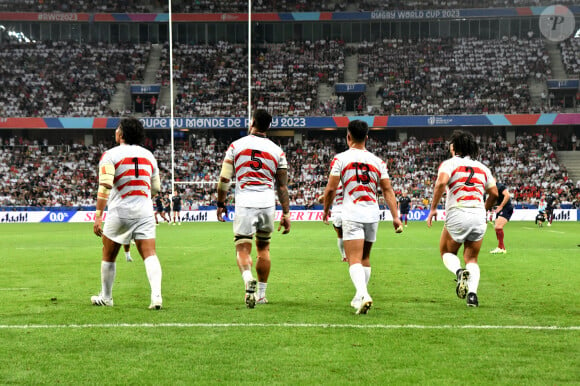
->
[0,288,30,291]
[0,323,577,331]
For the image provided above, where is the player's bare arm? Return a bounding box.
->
[216,159,233,222]
[275,167,291,234]
[427,172,449,227]
[94,163,115,237]
[322,175,340,225]
[380,178,402,232]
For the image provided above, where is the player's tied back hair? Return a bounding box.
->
[253,109,272,132]
[449,129,478,158]
[348,120,369,142]
[119,117,146,145]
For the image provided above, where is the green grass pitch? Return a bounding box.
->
[0,220,578,384]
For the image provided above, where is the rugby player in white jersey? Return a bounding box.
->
[427,130,498,307]
[92,118,163,310]
[216,109,291,308]
[323,120,402,315]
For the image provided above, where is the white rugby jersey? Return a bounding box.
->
[329,148,390,223]
[99,144,159,219]
[438,155,495,211]
[225,134,288,208]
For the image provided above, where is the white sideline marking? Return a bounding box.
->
[0,323,577,331]
[0,288,30,291]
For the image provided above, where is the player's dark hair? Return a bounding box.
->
[347,120,368,142]
[119,118,145,145]
[449,130,478,158]
[252,109,272,132]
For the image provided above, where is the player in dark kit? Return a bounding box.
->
[545,193,558,227]
[398,191,412,228]
[171,192,182,225]
[154,193,169,225]
[490,183,513,254]
[163,193,172,224]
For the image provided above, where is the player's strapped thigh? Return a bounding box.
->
[234,234,253,245]
[256,231,272,243]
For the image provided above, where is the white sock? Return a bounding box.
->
[465,262,480,294]
[144,255,162,298]
[442,253,462,275]
[242,270,254,285]
[257,282,267,299]
[100,261,116,299]
[349,263,369,298]
[124,252,131,259]
[337,238,345,259]
[363,266,371,285]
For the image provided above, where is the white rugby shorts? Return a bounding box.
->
[445,208,487,243]
[332,210,342,228]
[341,219,378,242]
[103,214,156,245]
[233,206,275,237]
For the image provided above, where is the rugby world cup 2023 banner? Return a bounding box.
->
[0,209,577,223]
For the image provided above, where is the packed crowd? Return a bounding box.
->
[0,0,156,12]
[170,0,341,13]
[360,37,551,115]
[560,37,580,77]
[167,39,345,118]
[0,36,562,118]
[168,41,249,118]
[1,132,578,210]
[359,0,578,10]
[0,41,150,117]
[1,0,575,12]
[252,40,345,116]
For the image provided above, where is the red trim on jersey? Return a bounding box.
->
[452,186,483,196]
[235,161,275,176]
[113,168,151,183]
[237,171,273,182]
[121,190,149,199]
[234,149,279,169]
[117,179,151,191]
[240,181,272,189]
[343,174,378,188]
[353,196,377,204]
[349,185,375,195]
[449,176,484,190]
[343,162,380,175]
[114,157,153,169]
[450,165,486,178]
[457,195,482,202]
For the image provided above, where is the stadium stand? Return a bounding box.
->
[359,0,579,10]
[0,36,560,117]
[1,133,577,210]
[0,41,150,117]
[170,41,248,118]
[0,0,577,12]
[359,37,551,115]
[559,37,580,77]
[0,0,157,12]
